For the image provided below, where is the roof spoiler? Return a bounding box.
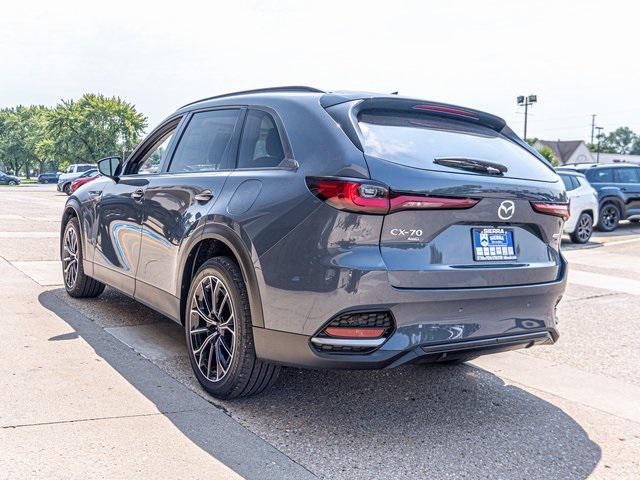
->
[322,94,506,131]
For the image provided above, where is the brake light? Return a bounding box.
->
[306,177,389,214]
[413,104,479,120]
[306,177,479,214]
[531,202,570,220]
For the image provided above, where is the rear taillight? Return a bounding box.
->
[305,177,388,214]
[531,202,570,220]
[306,177,478,214]
[389,194,478,212]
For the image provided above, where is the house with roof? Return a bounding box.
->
[533,140,594,165]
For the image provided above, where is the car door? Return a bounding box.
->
[615,167,640,215]
[92,119,181,295]
[133,108,242,319]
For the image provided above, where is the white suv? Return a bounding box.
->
[558,170,599,243]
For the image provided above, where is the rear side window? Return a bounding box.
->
[237,110,285,169]
[357,110,554,182]
[560,174,579,191]
[587,168,613,183]
[615,168,640,183]
[77,165,93,172]
[169,109,240,173]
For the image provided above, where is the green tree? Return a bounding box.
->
[601,127,637,154]
[536,145,558,166]
[47,94,147,164]
[0,105,51,178]
[631,136,640,155]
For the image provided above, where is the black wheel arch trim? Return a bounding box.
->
[178,222,265,328]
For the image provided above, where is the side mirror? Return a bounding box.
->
[97,156,122,180]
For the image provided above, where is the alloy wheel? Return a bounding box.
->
[62,226,79,288]
[601,205,619,230]
[188,275,236,382]
[576,214,592,242]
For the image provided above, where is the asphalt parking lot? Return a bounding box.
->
[1,184,639,479]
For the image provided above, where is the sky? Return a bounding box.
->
[2,0,639,142]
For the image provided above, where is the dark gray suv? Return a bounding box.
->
[558,163,640,231]
[60,87,568,398]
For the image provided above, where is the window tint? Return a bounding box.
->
[616,168,640,183]
[137,130,175,174]
[169,110,239,173]
[587,168,613,183]
[237,110,285,169]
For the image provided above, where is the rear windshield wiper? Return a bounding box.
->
[434,157,508,176]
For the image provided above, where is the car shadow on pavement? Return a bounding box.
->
[39,288,601,480]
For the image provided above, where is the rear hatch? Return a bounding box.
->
[354,102,566,289]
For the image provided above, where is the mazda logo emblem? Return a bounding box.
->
[498,200,515,220]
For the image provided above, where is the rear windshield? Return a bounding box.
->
[357,110,555,182]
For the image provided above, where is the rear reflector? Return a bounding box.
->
[531,202,570,220]
[307,177,479,214]
[324,327,386,338]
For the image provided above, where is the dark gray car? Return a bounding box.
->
[0,171,20,185]
[60,87,568,398]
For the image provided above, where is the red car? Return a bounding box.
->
[70,170,100,194]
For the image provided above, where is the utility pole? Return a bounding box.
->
[591,114,596,144]
[595,126,604,163]
[517,95,537,140]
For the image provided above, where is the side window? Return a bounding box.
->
[562,174,581,191]
[588,168,613,183]
[615,168,640,183]
[237,110,285,169]
[137,130,176,175]
[169,110,240,173]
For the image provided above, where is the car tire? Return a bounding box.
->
[597,202,621,232]
[63,183,71,195]
[61,217,105,298]
[570,212,593,243]
[8,180,17,186]
[185,256,280,399]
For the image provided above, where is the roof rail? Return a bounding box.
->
[180,86,325,108]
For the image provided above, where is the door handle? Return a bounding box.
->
[131,188,145,200]
[194,190,214,202]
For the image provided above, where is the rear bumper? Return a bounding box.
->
[254,327,558,369]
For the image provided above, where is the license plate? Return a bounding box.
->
[472,227,516,261]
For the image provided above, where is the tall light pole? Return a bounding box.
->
[595,126,604,163]
[517,94,537,140]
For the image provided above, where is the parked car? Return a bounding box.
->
[557,170,598,243]
[60,86,568,399]
[558,163,640,231]
[69,169,99,194]
[0,171,20,185]
[57,163,96,194]
[37,172,61,184]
